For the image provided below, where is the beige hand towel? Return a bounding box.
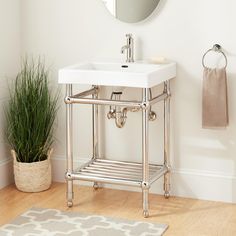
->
[202,67,228,129]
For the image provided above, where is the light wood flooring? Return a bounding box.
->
[0,183,236,236]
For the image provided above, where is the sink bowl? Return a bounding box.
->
[58,61,176,88]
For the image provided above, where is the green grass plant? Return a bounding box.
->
[5,58,59,163]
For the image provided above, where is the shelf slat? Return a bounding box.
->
[71,159,167,187]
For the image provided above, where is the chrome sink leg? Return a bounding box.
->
[164,81,171,199]
[66,84,74,207]
[142,88,150,218]
[92,86,100,190]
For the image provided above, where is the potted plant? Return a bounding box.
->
[5,58,58,192]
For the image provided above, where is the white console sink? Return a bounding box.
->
[58,61,176,88]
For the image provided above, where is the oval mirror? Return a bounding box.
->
[102,0,161,23]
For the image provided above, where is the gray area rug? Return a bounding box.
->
[0,208,168,236]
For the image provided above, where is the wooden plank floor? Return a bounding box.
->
[0,182,236,236]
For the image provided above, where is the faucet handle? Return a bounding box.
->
[126,33,133,38]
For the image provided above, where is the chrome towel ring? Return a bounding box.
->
[202,44,228,69]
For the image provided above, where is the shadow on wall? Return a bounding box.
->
[97,84,164,163]
[228,72,236,203]
[173,66,236,162]
[99,87,106,157]
[171,65,201,170]
[232,178,236,203]
[143,0,168,24]
[171,172,196,199]
[172,63,236,201]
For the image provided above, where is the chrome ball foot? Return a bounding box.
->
[164,191,170,199]
[93,182,99,190]
[67,201,73,207]
[143,210,149,218]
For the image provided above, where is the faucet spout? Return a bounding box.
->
[121,45,128,54]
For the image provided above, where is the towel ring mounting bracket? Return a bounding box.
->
[202,44,227,69]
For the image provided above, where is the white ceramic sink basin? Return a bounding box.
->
[58,61,176,88]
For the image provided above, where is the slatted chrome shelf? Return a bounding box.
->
[70,159,168,187]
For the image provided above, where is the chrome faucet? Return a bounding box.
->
[121,34,134,63]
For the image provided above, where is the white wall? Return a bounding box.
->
[0,0,21,188]
[20,0,236,202]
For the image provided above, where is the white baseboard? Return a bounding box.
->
[51,156,236,203]
[0,159,14,189]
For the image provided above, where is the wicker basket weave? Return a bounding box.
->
[11,149,52,193]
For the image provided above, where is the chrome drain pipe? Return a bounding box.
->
[107,89,157,128]
[107,92,127,128]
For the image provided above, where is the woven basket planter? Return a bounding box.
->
[11,149,52,193]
